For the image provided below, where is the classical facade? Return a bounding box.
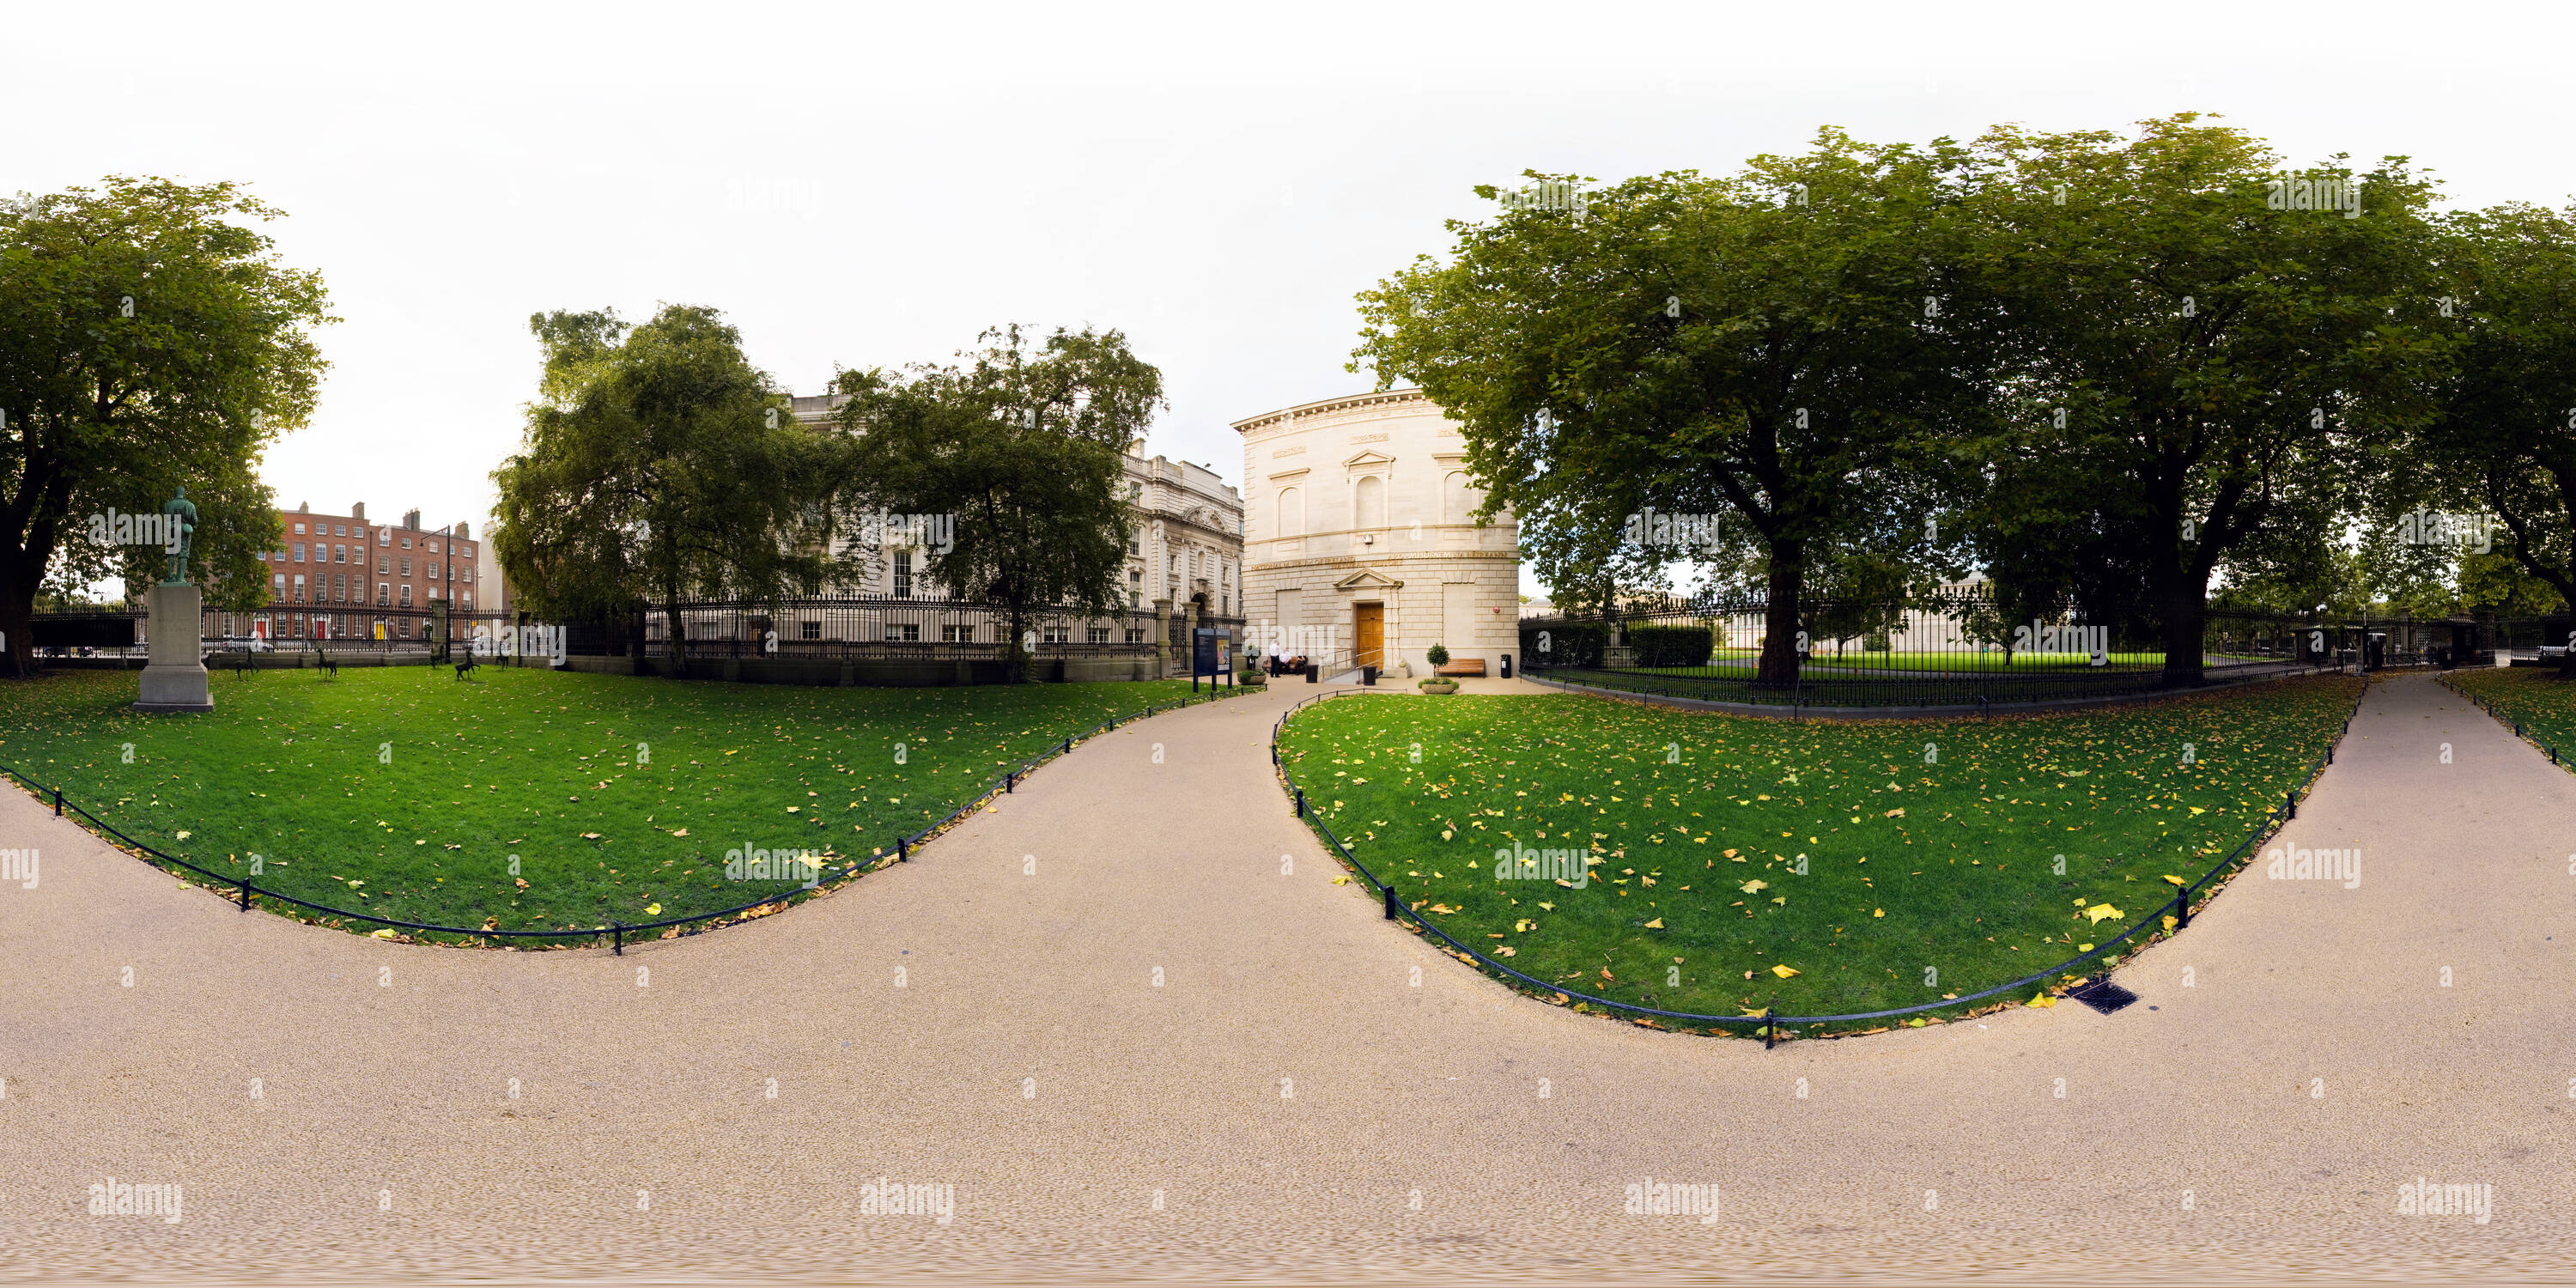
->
[1235,390,1517,676]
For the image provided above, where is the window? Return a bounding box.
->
[292,574,306,602]
[379,530,391,545]
[386,584,398,606]
[377,556,389,574]
[461,568,472,583]
[1278,486,1303,537]
[429,563,440,580]
[1086,626,1110,644]
[400,559,411,577]
[462,592,473,610]
[1042,625,1070,644]
[1130,592,1139,609]
[893,551,912,598]
[1443,471,1477,524]
[293,522,305,536]
[1128,532,1141,555]
[334,544,347,563]
[799,621,821,640]
[885,623,920,642]
[1125,628,1145,644]
[401,536,411,549]
[292,543,305,562]
[398,618,411,638]
[271,574,284,593]
[333,525,345,537]
[1353,474,1387,531]
[941,623,974,642]
[428,541,440,553]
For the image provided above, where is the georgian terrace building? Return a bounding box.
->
[1235,390,1518,677]
[235,502,489,641]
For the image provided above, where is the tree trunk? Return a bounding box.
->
[1004,600,1030,684]
[1755,540,1805,689]
[2159,589,2206,686]
[0,585,33,678]
[661,596,689,677]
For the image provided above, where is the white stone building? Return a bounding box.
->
[1234,389,1519,676]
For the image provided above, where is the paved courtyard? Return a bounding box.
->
[1,671,2568,1281]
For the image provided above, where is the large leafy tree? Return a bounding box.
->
[1354,131,1994,687]
[0,178,331,677]
[489,304,827,673]
[2418,203,2576,666]
[824,325,1158,682]
[1959,114,2444,683]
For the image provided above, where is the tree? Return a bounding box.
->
[1960,114,2445,683]
[2418,203,2576,669]
[1354,133,1994,688]
[489,305,827,674]
[0,178,331,677]
[824,325,1159,682]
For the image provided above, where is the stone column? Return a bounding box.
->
[1153,598,1172,676]
[135,583,213,713]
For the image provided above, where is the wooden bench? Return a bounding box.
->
[1434,659,1486,678]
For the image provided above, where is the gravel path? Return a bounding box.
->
[2,670,2568,1283]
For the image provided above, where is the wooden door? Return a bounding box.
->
[1354,603,1383,669]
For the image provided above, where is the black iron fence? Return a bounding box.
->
[1516,587,2494,710]
[1271,681,2366,1039]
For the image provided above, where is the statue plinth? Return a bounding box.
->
[134,583,214,714]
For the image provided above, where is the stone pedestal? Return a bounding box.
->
[135,584,214,713]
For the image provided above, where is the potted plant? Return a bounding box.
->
[1240,663,1267,688]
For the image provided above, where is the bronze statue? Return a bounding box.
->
[161,487,197,585]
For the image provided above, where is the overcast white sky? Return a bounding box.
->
[10,1,2572,597]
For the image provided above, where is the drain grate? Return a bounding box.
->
[2066,977,2140,1015]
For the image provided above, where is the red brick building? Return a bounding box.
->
[233,501,488,641]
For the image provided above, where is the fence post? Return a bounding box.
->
[2286,790,2296,821]
[2326,745,2333,764]
[1764,1006,1777,1050]
[2175,885,2190,929]
[1294,788,1304,817]
[53,787,63,815]
[1383,884,1398,920]
[897,836,909,862]
[1005,771,1014,793]
[240,881,251,911]
[612,922,623,955]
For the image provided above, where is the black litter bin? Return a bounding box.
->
[1500,653,1512,679]
[1306,663,1319,683]
[1362,665,1379,686]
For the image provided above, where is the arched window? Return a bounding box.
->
[1353,474,1387,532]
[1278,486,1303,538]
[1443,471,1477,524]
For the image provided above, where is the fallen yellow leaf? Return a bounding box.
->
[1771,964,1800,978]
[1873,908,1886,918]
[1643,917,1665,929]
[2029,993,2057,1008]
[2083,903,2122,925]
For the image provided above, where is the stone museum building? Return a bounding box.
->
[1234,389,1518,677]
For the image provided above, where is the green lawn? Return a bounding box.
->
[2448,666,2576,762]
[1278,674,2359,1034]
[0,666,1220,942]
